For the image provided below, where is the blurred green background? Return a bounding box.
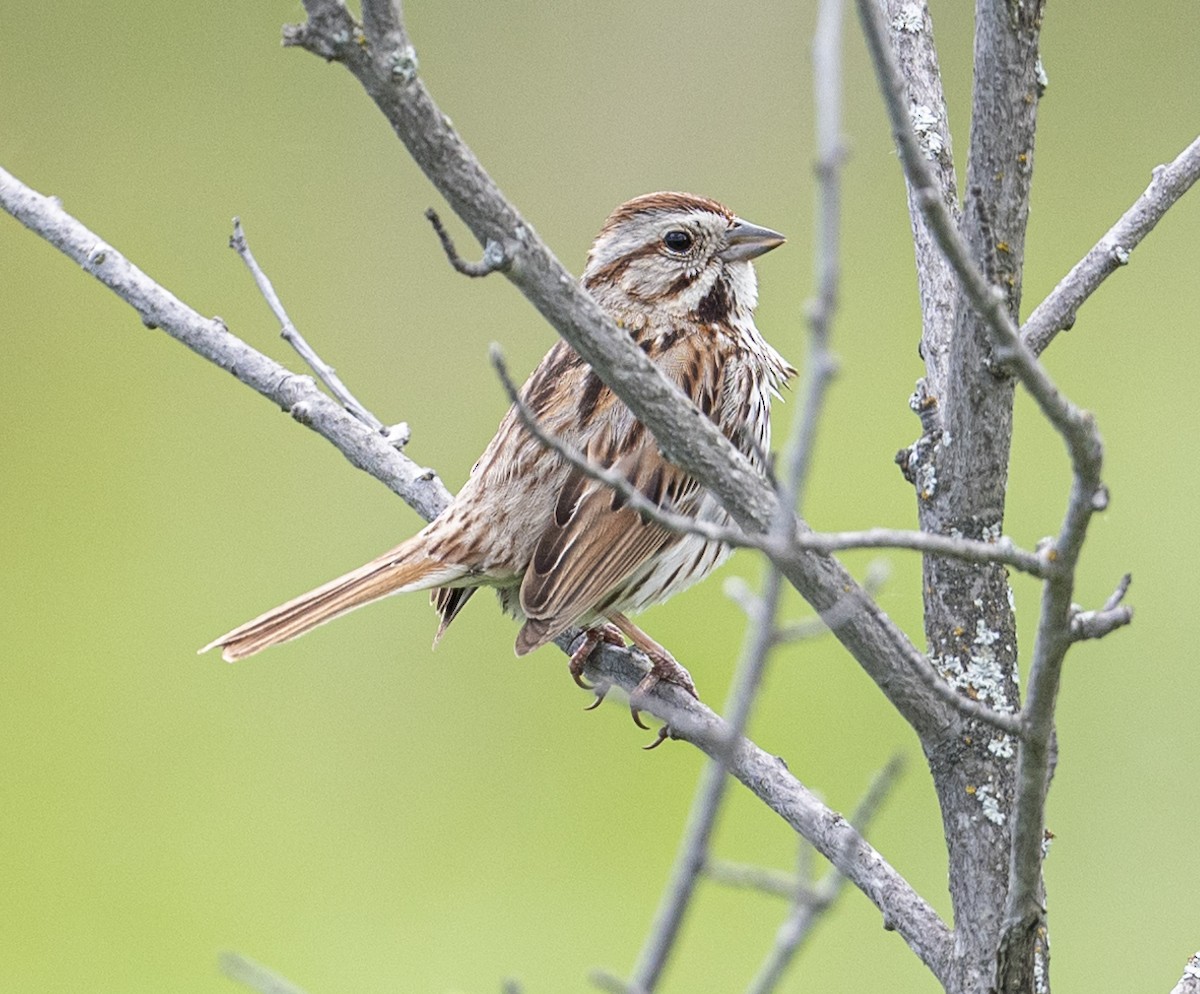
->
[2,2,1197,991]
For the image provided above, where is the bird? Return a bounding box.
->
[201,192,793,723]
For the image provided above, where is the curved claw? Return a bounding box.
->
[630,702,650,730]
[572,669,594,691]
[583,684,610,711]
[643,725,671,750]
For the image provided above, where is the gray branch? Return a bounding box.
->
[879,0,960,391]
[425,208,510,277]
[854,2,1156,991]
[220,953,310,994]
[230,217,395,436]
[629,9,857,986]
[703,859,817,901]
[1022,135,1200,356]
[0,165,451,523]
[582,640,953,987]
[744,756,905,994]
[1069,573,1133,642]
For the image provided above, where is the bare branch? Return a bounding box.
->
[1070,573,1133,642]
[856,2,1141,987]
[580,638,953,986]
[229,217,402,440]
[878,0,960,394]
[628,564,790,991]
[906,642,1024,736]
[781,0,846,517]
[856,0,1096,479]
[589,970,646,994]
[745,756,905,994]
[1022,136,1200,356]
[1170,952,1200,994]
[703,858,815,901]
[629,14,854,985]
[425,208,510,277]
[795,528,1049,577]
[0,165,451,523]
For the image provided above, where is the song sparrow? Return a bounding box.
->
[202,192,793,719]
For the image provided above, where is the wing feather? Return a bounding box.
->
[515,437,693,654]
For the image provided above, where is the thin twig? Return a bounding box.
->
[629,9,849,986]
[703,858,816,901]
[745,756,905,994]
[230,218,402,440]
[0,167,451,522]
[878,0,960,392]
[589,970,647,994]
[220,953,310,994]
[1069,573,1134,642]
[587,622,952,986]
[425,208,511,277]
[773,559,889,644]
[906,646,1024,735]
[1021,135,1200,356]
[783,0,845,517]
[794,528,1049,576]
[628,566,786,992]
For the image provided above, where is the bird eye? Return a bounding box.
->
[662,230,694,253]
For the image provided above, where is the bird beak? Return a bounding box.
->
[719,218,786,262]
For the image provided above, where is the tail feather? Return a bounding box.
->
[200,540,466,662]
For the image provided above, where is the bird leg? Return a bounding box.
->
[609,613,698,731]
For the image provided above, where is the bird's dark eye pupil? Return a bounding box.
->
[663,230,693,252]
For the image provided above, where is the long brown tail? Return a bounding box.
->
[199,537,465,662]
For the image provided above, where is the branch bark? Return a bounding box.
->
[857,2,1046,991]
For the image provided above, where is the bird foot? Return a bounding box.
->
[628,646,699,735]
[570,621,698,747]
[568,623,625,701]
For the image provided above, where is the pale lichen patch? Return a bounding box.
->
[987,734,1015,758]
[909,104,945,160]
[892,2,922,33]
[975,782,1006,825]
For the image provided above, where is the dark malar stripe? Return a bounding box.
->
[696,277,732,324]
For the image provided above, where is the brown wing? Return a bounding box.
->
[513,427,698,655]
